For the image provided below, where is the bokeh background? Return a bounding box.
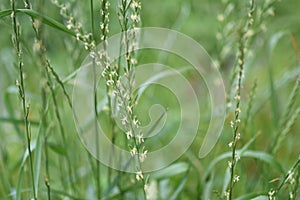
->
[0,0,300,199]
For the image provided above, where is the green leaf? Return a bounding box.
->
[169,170,189,200]
[18,9,76,36]
[221,168,230,197]
[236,193,268,200]
[251,196,269,200]
[151,162,189,180]
[0,9,76,37]
[203,149,284,185]
[0,117,39,126]
[4,87,22,139]
[203,146,283,199]
[48,142,67,156]
[16,141,37,200]
[202,171,214,200]
[0,9,12,18]
[203,133,260,182]
[268,32,286,54]
[16,165,24,200]
[46,188,86,200]
[268,65,280,129]
[242,150,283,172]
[33,124,44,198]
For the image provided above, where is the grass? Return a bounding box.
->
[0,0,300,199]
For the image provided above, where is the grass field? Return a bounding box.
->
[0,0,300,199]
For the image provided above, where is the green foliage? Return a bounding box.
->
[0,0,300,199]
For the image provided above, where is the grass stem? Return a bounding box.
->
[11,0,36,199]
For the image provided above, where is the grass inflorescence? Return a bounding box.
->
[0,0,300,199]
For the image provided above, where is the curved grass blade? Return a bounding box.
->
[4,89,22,139]
[236,193,268,200]
[16,165,24,200]
[151,162,189,180]
[0,9,76,37]
[169,169,189,200]
[16,141,37,200]
[203,132,260,182]
[203,150,284,185]
[33,124,44,198]
[0,9,12,18]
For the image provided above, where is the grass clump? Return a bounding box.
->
[0,0,300,199]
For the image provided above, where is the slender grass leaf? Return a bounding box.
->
[17,9,76,36]
[33,124,44,198]
[268,65,280,129]
[47,188,86,200]
[169,171,189,200]
[240,132,260,153]
[236,193,268,200]
[251,196,269,200]
[151,162,189,180]
[4,88,22,139]
[203,150,284,184]
[0,117,39,126]
[0,9,76,37]
[0,9,12,18]
[16,165,24,200]
[253,67,300,115]
[203,150,283,199]
[48,142,67,156]
[268,32,286,54]
[16,141,36,200]
[221,168,230,197]
[242,151,284,172]
[202,171,214,200]
[137,66,192,101]
[203,133,260,182]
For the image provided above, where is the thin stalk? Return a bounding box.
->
[228,1,254,199]
[44,136,51,200]
[45,61,76,193]
[117,0,146,198]
[244,79,257,133]
[92,57,101,199]
[11,0,36,199]
[99,0,117,187]
[228,31,244,200]
[41,86,51,200]
[24,0,52,197]
[90,0,101,197]
[0,117,39,126]
[47,64,72,108]
[269,77,300,153]
[90,0,95,38]
[277,156,300,193]
[107,90,116,185]
[25,0,76,196]
[104,111,166,197]
[114,80,147,199]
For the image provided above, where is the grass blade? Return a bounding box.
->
[151,162,189,180]
[16,165,24,200]
[16,141,37,200]
[0,9,76,37]
[169,170,189,200]
[33,124,43,198]
[242,151,283,172]
[236,194,268,200]
[203,149,284,184]
[4,88,22,139]
[0,9,12,18]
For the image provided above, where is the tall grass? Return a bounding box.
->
[0,0,300,199]
[10,0,36,199]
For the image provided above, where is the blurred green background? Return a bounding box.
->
[0,0,300,199]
